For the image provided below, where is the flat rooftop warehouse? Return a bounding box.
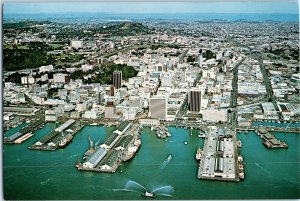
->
[114,135,133,149]
[4,107,40,115]
[98,149,120,168]
[38,131,60,144]
[103,133,120,147]
[116,121,130,132]
[55,119,75,132]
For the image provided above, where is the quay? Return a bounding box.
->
[4,119,44,144]
[197,127,243,182]
[256,128,288,149]
[77,121,141,173]
[29,119,85,151]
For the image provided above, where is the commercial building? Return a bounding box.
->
[113,71,122,89]
[53,73,69,84]
[149,96,167,120]
[202,109,228,123]
[70,39,83,49]
[189,89,201,113]
[4,107,40,116]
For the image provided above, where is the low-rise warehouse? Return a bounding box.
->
[83,147,107,168]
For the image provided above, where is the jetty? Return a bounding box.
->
[77,121,141,173]
[256,128,288,149]
[29,119,85,151]
[4,119,44,144]
[197,127,242,182]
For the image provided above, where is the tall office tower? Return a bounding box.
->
[149,96,167,120]
[189,89,201,113]
[199,49,203,67]
[96,91,105,104]
[113,71,122,89]
[110,85,115,96]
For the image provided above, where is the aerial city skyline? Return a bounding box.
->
[2,1,299,200]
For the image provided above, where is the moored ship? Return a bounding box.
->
[196,147,202,161]
[123,138,141,161]
[58,134,73,148]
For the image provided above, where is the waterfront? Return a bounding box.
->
[3,124,299,199]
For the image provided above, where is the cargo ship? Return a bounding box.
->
[123,138,141,161]
[58,134,73,148]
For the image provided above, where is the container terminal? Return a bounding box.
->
[29,119,85,151]
[4,119,44,144]
[77,121,141,173]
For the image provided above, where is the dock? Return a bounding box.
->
[256,128,288,149]
[197,127,242,182]
[77,122,141,173]
[29,119,85,151]
[4,119,44,144]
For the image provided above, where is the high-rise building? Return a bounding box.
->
[189,89,201,113]
[96,92,105,104]
[113,71,122,89]
[110,85,115,96]
[199,49,203,67]
[149,96,167,120]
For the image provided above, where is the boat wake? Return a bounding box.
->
[115,180,174,197]
[40,178,52,185]
[112,188,140,193]
[160,155,172,170]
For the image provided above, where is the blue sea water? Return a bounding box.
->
[3,124,300,199]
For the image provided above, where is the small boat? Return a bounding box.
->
[142,191,155,198]
[237,140,242,148]
[167,154,172,161]
[184,141,188,145]
[196,147,202,160]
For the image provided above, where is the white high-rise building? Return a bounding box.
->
[149,96,167,120]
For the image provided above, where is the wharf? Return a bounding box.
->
[29,120,85,151]
[256,128,288,149]
[77,123,141,173]
[197,128,241,182]
[4,119,44,144]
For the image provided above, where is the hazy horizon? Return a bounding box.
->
[3,2,299,15]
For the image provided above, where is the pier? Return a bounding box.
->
[29,120,85,151]
[197,127,242,182]
[256,128,288,149]
[4,119,44,144]
[77,122,141,173]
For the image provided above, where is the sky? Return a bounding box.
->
[3,1,299,15]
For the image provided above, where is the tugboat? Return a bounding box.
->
[142,191,155,198]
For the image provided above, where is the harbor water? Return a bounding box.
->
[3,123,300,199]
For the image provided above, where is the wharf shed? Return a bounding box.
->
[113,121,131,135]
[101,133,120,150]
[55,119,75,132]
[83,147,107,168]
